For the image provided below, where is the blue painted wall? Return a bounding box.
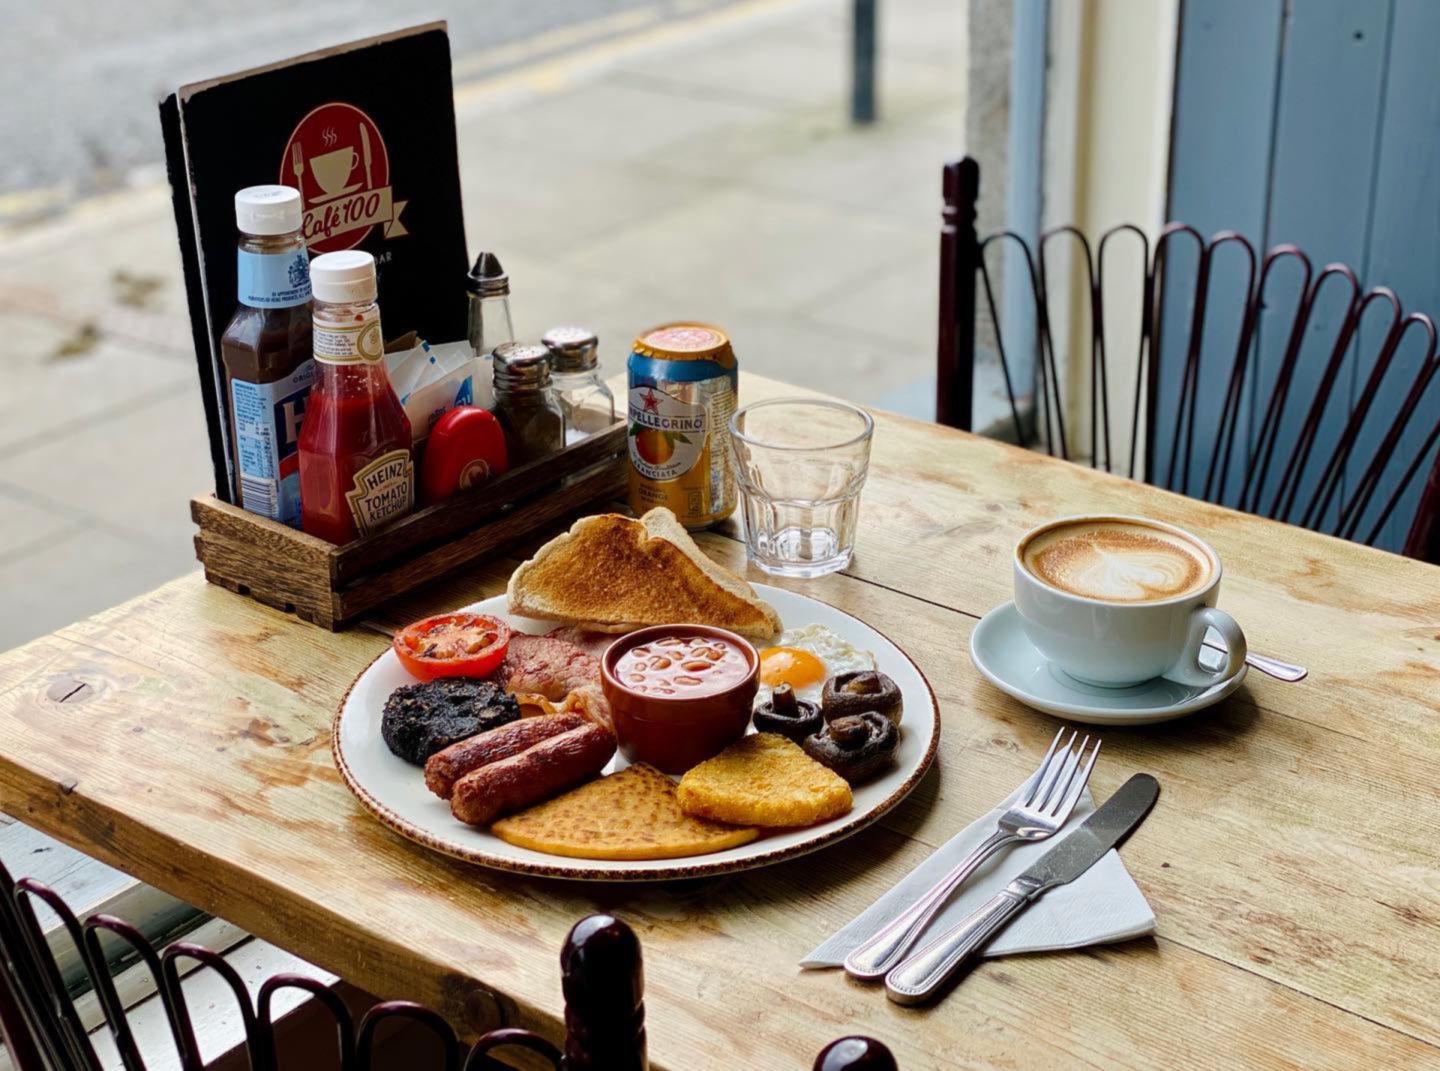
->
[1166,0,1440,551]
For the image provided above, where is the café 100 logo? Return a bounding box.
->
[278,102,408,253]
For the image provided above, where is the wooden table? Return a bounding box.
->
[1,373,1437,1070]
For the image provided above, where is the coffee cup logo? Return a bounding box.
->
[279,102,408,253]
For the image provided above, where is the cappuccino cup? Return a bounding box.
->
[1013,515,1247,687]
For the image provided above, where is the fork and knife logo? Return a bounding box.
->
[278,101,408,252]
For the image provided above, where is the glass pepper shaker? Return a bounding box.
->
[543,325,616,444]
[467,252,513,409]
[492,342,564,466]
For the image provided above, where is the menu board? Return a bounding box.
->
[160,23,469,503]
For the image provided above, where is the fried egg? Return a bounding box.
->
[756,623,876,708]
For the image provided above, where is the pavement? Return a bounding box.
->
[0,0,968,653]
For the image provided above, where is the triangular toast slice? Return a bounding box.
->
[507,508,781,641]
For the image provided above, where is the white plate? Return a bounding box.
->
[332,585,940,881]
[969,601,1248,726]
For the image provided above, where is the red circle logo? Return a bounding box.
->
[279,102,392,253]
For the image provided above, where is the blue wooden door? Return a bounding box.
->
[1165,0,1440,551]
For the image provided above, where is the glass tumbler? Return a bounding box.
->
[727,398,874,577]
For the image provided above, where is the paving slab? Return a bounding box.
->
[1,376,213,560]
[0,489,76,563]
[0,528,185,652]
[0,312,197,456]
[461,76,780,170]
[559,184,928,312]
[459,144,718,261]
[0,187,192,351]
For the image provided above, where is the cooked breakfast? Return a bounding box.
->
[506,508,782,640]
[498,633,611,728]
[676,733,854,828]
[492,763,759,861]
[392,612,511,681]
[381,679,521,766]
[756,623,876,708]
[613,634,751,697]
[450,720,616,826]
[542,625,616,658]
[356,517,923,867]
[821,670,903,725]
[751,684,823,743]
[425,712,588,799]
[601,625,758,773]
[802,711,899,783]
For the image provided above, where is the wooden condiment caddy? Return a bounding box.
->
[192,422,627,629]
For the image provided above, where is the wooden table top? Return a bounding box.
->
[1,373,1437,1070]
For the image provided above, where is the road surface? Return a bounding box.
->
[1,0,741,211]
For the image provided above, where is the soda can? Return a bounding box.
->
[626,323,737,529]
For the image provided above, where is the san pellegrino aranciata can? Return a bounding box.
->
[626,323,737,530]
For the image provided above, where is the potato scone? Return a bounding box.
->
[677,733,853,828]
[492,763,758,861]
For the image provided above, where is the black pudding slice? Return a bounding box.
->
[381,679,521,766]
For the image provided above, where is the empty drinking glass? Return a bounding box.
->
[728,398,874,577]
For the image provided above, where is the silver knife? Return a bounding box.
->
[885,773,1159,1005]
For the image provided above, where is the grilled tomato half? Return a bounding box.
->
[394,613,511,681]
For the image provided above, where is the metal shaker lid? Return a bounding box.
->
[468,251,509,297]
[542,325,599,373]
[493,341,552,390]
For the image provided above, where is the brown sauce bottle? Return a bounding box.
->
[219,186,313,526]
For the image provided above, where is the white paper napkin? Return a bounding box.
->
[801,787,1154,968]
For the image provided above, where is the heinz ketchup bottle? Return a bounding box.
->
[298,251,413,544]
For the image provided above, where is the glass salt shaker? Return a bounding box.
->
[492,342,564,466]
[543,325,615,444]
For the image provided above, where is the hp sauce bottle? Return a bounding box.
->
[220,185,314,526]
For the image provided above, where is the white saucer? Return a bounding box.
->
[969,602,1248,726]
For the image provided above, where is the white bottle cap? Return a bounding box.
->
[235,185,303,236]
[310,250,377,303]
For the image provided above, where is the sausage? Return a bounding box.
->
[425,713,586,799]
[450,723,616,826]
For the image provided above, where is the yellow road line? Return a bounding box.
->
[451,0,815,108]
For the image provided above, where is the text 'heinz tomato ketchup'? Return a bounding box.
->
[626,323,737,531]
[298,251,414,544]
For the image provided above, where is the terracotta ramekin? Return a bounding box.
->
[600,624,759,774]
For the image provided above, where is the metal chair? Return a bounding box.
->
[936,156,1440,562]
[0,861,896,1071]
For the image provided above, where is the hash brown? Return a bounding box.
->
[676,733,853,827]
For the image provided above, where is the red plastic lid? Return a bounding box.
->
[421,406,508,503]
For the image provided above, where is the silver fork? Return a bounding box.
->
[843,728,1101,981]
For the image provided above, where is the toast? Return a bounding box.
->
[507,508,782,641]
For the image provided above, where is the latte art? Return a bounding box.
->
[1021,521,1212,602]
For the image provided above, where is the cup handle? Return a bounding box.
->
[1165,606,1246,687]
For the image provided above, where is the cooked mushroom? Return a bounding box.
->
[802,711,899,783]
[822,671,903,726]
[752,683,823,743]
